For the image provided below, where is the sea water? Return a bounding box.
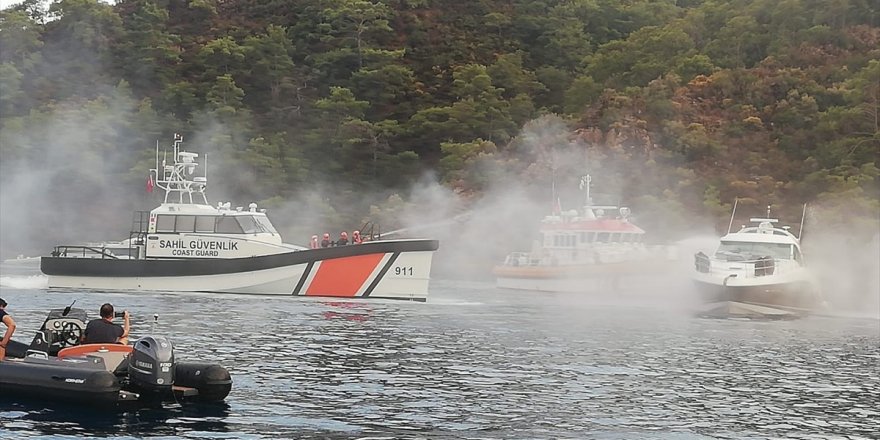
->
[0,268,877,439]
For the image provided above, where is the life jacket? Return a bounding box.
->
[310,235,319,249]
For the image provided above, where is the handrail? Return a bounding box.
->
[51,245,120,259]
[695,253,803,277]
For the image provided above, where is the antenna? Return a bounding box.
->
[766,204,771,218]
[154,139,159,185]
[580,174,592,206]
[727,198,738,234]
[62,300,76,317]
[798,203,807,240]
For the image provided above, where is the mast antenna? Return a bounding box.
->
[727,198,739,234]
[798,203,807,240]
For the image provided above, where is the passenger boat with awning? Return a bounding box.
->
[492,175,677,293]
[40,135,439,301]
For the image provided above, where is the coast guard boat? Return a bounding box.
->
[40,135,439,301]
[692,202,822,317]
[492,175,677,293]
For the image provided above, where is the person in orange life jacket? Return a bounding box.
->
[337,231,349,246]
[352,230,363,244]
[309,235,319,249]
[321,233,332,248]
[0,298,16,361]
[84,303,130,345]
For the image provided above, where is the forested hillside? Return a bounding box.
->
[0,0,877,258]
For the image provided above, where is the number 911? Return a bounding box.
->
[394,266,413,276]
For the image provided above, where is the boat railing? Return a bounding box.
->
[504,252,543,266]
[359,221,382,241]
[51,245,120,259]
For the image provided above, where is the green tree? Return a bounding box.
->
[115,0,180,95]
[0,9,43,66]
[196,36,247,82]
[242,25,298,117]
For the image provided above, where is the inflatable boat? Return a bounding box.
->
[0,305,232,407]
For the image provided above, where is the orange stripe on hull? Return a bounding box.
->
[306,254,385,297]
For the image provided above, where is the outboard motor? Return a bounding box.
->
[128,336,175,396]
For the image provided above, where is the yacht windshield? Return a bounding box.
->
[715,242,793,261]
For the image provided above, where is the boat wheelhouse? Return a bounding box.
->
[41,135,439,301]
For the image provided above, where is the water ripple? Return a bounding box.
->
[0,277,877,438]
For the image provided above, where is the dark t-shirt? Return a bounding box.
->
[84,319,123,344]
[0,309,8,322]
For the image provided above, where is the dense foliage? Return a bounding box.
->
[0,0,877,254]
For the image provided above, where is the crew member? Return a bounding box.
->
[321,233,331,248]
[337,231,349,246]
[0,298,16,361]
[352,230,363,244]
[310,235,319,249]
[84,303,130,345]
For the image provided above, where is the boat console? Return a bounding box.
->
[26,305,88,358]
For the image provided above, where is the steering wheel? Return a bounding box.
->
[59,321,83,347]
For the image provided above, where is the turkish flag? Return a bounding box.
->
[146,175,154,193]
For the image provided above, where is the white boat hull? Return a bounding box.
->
[43,241,438,302]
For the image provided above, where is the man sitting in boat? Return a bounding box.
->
[321,233,332,248]
[337,231,349,246]
[83,303,130,345]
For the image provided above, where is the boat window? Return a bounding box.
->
[793,246,803,263]
[586,232,596,242]
[215,216,244,234]
[175,215,195,232]
[610,233,621,242]
[255,216,277,234]
[156,215,175,233]
[195,216,215,233]
[597,232,610,243]
[237,216,261,234]
[715,242,793,261]
[568,235,576,247]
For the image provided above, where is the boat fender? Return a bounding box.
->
[175,362,232,402]
[0,362,121,406]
